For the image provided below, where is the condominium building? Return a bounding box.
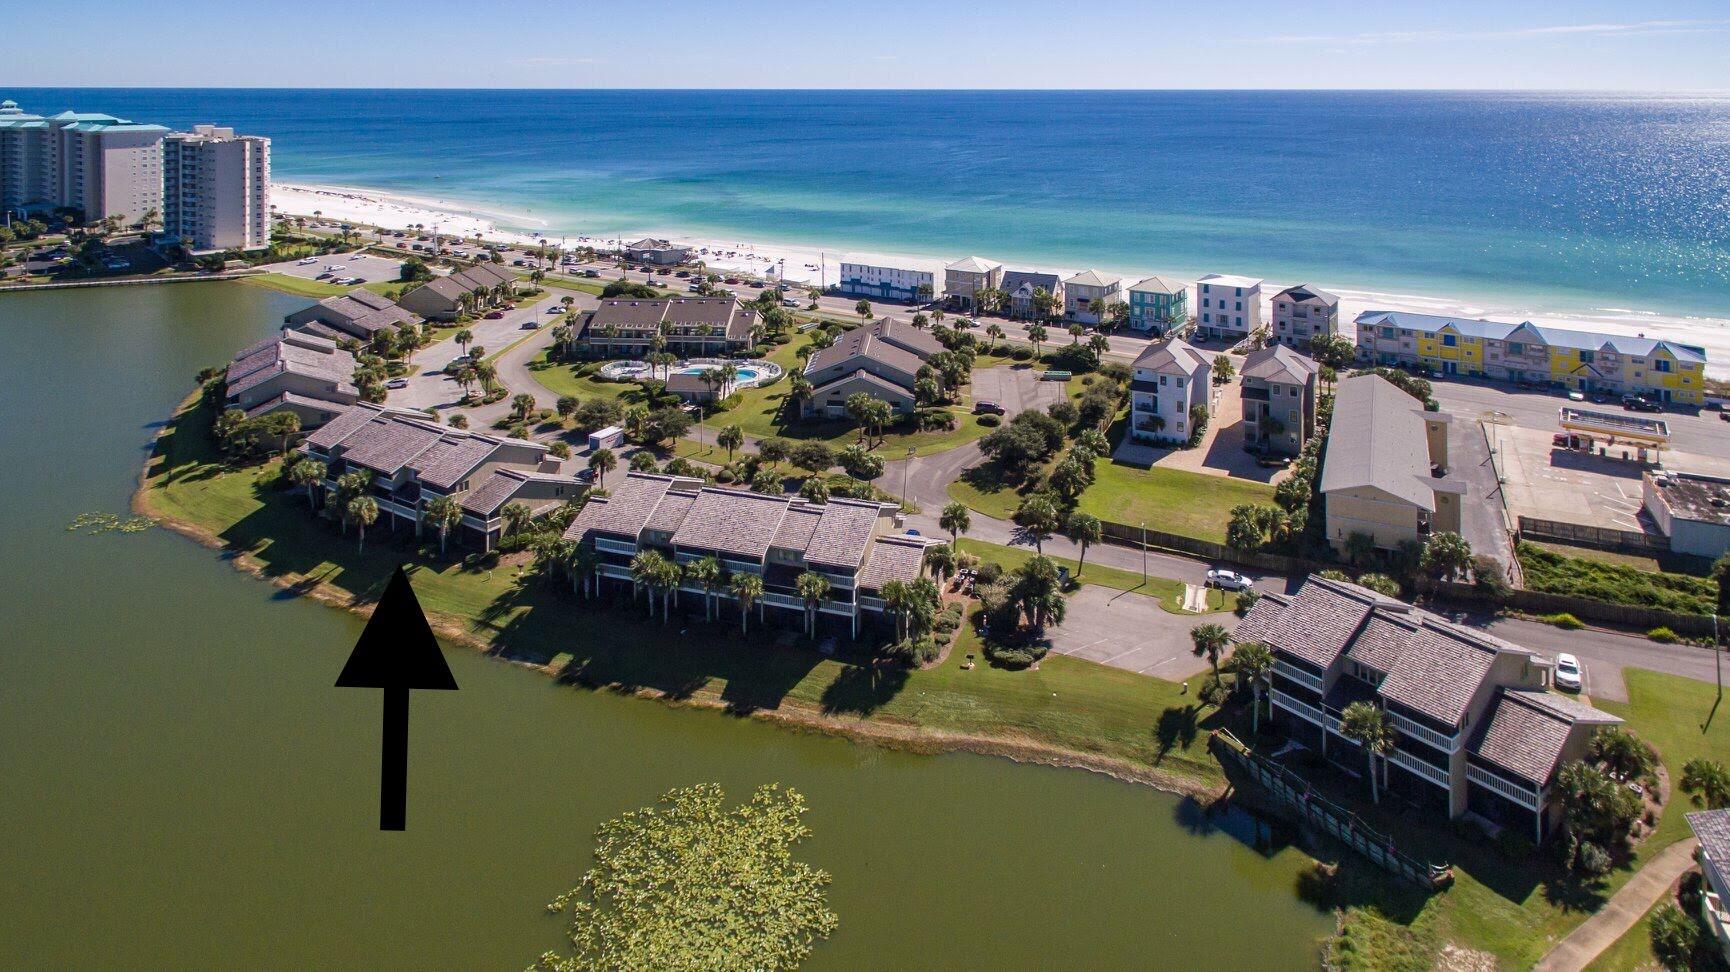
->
[943,256,1003,312]
[0,100,167,226]
[1353,310,1708,405]
[1321,374,1464,552]
[571,296,758,359]
[1062,269,1123,324]
[836,262,941,304]
[999,269,1063,320]
[1238,575,1620,842]
[162,125,271,252]
[225,331,358,428]
[1128,339,1211,445]
[563,472,934,638]
[301,403,578,551]
[801,317,942,417]
[284,289,420,343]
[1240,344,1318,457]
[1688,809,1730,962]
[396,263,521,322]
[1194,274,1263,341]
[1270,284,1339,348]
[1127,276,1188,333]
[623,239,694,265]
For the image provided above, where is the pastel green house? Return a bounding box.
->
[1128,276,1188,334]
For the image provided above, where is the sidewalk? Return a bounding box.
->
[1531,837,1698,972]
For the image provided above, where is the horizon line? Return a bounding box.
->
[5,84,1730,95]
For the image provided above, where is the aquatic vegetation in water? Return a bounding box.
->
[67,512,158,535]
[532,783,836,972]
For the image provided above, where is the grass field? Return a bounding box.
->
[1518,541,1716,616]
[239,272,352,298]
[139,391,1241,791]
[955,538,1236,614]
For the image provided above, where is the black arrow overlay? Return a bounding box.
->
[335,565,458,830]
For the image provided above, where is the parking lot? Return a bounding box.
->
[264,251,404,284]
[1044,585,1224,679]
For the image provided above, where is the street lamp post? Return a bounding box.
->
[901,447,915,506]
[1141,521,1147,585]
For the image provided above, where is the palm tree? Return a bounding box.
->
[717,424,744,463]
[1338,701,1395,804]
[651,556,680,622]
[730,572,764,634]
[511,393,537,422]
[290,458,326,509]
[923,545,957,585]
[501,501,534,538]
[1680,757,1730,809]
[455,329,473,356]
[1189,623,1230,679]
[1088,333,1111,358]
[588,447,617,487]
[568,543,600,598]
[940,501,971,550]
[425,495,462,556]
[795,571,831,637]
[630,550,670,617]
[881,579,912,642]
[684,556,722,622]
[1015,495,1059,553]
[348,495,378,554]
[1069,322,1085,345]
[985,323,1005,352]
[1230,642,1277,733]
[1027,324,1048,360]
[1064,511,1102,576]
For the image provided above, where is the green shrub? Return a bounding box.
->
[1646,626,1681,643]
[1540,612,1584,630]
[1010,347,1033,361]
[977,414,1000,427]
[984,641,1047,668]
[974,561,1004,585]
[1494,829,1535,861]
[1648,904,1705,971]
[1517,541,1715,615]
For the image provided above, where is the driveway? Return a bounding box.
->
[389,292,557,414]
[1046,585,1227,679]
[968,364,1066,419]
[1450,417,1518,576]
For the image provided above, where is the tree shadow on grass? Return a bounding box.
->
[1153,703,1204,763]
[819,661,910,717]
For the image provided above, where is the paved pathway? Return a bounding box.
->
[1532,838,1698,972]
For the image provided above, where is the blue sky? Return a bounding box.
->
[8,0,1730,89]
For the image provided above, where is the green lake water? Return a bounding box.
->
[0,282,1331,969]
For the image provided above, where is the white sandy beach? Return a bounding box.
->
[272,181,1730,378]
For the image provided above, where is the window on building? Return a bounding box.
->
[1508,342,1524,355]
[1442,335,1457,347]
[1578,350,1594,364]
[1655,359,1672,373]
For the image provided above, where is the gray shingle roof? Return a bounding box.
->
[460,471,527,516]
[670,489,793,560]
[1241,344,1319,384]
[805,328,926,379]
[226,335,356,398]
[304,403,392,450]
[1063,269,1121,289]
[563,473,685,541]
[870,318,944,358]
[857,535,929,591]
[1274,284,1340,306]
[413,437,498,491]
[1132,338,1210,377]
[771,505,822,552]
[804,500,885,570]
[1688,809,1730,895]
[1235,577,1382,669]
[645,489,698,535]
[1368,617,1499,726]
[1469,689,1621,785]
[338,419,444,475]
[1320,374,1441,510]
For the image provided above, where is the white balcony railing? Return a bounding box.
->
[597,563,632,580]
[1467,762,1542,810]
[1387,747,1452,790]
[1387,710,1463,754]
[759,592,803,611]
[595,537,637,556]
[1274,661,1324,694]
[1271,689,1326,728]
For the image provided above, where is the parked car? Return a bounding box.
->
[1554,653,1583,692]
[484,310,505,319]
[972,400,1005,416]
[1206,569,1253,591]
[385,377,409,390]
[297,257,319,265]
[1567,390,1585,402]
[1720,411,1730,423]
[1622,395,1661,412]
[582,269,600,278]
[521,319,540,329]
[781,297,800,308]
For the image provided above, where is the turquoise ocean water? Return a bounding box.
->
[10,88,1730,318]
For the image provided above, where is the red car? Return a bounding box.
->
[484,310,505,320]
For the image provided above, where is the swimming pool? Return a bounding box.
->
[598,358,781,389]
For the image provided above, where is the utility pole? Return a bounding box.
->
[1141,521,1147,586]
[902,447,915,506]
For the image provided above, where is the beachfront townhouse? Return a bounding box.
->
[396,263,521,322]
[943,256,1003,312]
[1194,274,1264,342]
[1270,284,1339,349]
[1129,339,1211,445]
[999,269,1063,320]
[1062,270,1123,324]
[563,472,935,639]
[284,289,419,343]
[1127,276,1188,334]
[1353,310,1708,405]
[1237,575,1621,843]
[1689,810,1730,962]
[1240,344,1318,458]
[300,403,580,551]
[836,262,941,304]
[572,296,759,359]
[225,331,359,429]
[800,317,942,417]
[623,239,694,266]
[1321,374,1464,553]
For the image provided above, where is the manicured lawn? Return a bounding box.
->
[139,392,1240,791]
[956,539,1236,615]
[525,351,635,401]
[1581,895,1664,971]
[240,272,351,298]
[1078,462,1275,545]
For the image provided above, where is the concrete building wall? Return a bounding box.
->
[1324,486,1425,551]
[164,127,271,251]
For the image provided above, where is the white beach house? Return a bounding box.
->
[1129,339,1212,445]
[1195,273,1263,342]
[836,262,941,304]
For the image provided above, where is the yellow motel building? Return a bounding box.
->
[1353,311,1707,405]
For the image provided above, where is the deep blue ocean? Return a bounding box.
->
[10,88,1730,317]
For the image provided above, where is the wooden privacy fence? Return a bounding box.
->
[1419,578,1716,638]
[1517,516,1669,555]
[1211,730,1452,890]
[1096,519,1328,576]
